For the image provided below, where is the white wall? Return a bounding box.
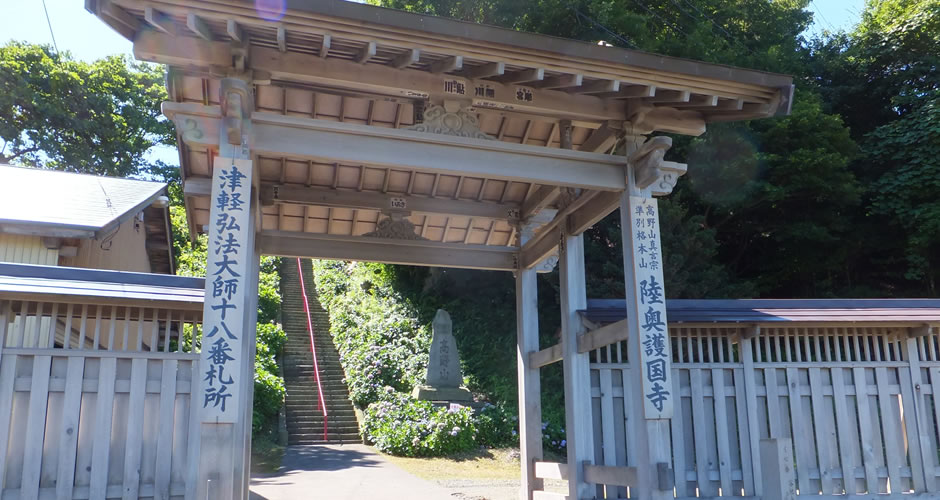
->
[59,217,152,273]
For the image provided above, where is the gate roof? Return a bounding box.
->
[88,0,793,270]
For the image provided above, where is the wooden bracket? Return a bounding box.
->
[220,78,253,145]
[630,136,688,196]
[741,324,761,340]
[908,324,934,338]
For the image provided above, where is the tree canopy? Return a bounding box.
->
[0,42,173,177]
[375,0,940,298]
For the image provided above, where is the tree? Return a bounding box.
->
[0,42,173,177]
[866,94,940,294]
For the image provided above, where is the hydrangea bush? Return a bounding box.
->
[474,402,519,448]
[312,261,430,407]
[311,259,567,457]
[362,392,475,456]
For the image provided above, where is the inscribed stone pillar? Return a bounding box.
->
[413,309,471,401]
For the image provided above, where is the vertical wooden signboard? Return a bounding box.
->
[200,157,253,423]
[627,196,674,419]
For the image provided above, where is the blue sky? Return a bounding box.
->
[5,0,867,63]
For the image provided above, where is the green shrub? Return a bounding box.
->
[362,393,476,457]
[312,261,431,408]
[253,366,286,436]
[475,402,519,448]
[252,321,286,437]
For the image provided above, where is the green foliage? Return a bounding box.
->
[0,42,174,176]
[169,206,208,278]
[474,402,519,449]
[258,257,282,324]
[679,91,860,296]
[867,94,940,291]
[361,393,476,456]
[312,260,431,407]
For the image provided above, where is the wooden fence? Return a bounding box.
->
[589,325,940,499]
[0,299,202,500]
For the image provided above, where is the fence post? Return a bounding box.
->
[760,438,796,500]
[740,335,763,495]
[903,334,935,492]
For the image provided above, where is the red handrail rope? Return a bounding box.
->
[296,258,328,442]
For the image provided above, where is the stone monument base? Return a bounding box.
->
[412,385,472,402]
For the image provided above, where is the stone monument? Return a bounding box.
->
[412,309,472,401]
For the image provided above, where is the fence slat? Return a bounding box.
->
[904,337,937,492]
[107,307,118,351]
[0,356,17,490]
[740,337,763,495]
[670,368,688,497]
[852,367,880,494]
[121,306,131,351]
[15,302,30,348]
[56,357,85,500]
[711,368,733,495]
[135,308,145,352]
[63,303,74,349]
[90,357,117,499]
[155,360,178,500]
[78,305,88,350]
[121,359,147,499]
[598,369,616,470]
[185,360,201,500]
[21,355,52,500]
[150,311,160,353]
[808,367,835,493]
[897,359,926,492]
[765,368,782,438]
[93,306,103,350]
[830,367,859,494]
[0,301,9,352]
[732,367,755,495]
[689,369,713,496]
[875,366,903,492]
[785,367,813,495]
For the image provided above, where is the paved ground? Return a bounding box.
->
[249,444,457,500]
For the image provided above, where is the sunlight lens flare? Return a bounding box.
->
[255,0,286,21]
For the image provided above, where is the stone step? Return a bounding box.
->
[288,436,362,445]
[280,259,359,445]
[285,414,356,422]
[286,382,349,389]
[287,418,359,434]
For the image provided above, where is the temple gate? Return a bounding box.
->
[82,1,934,499]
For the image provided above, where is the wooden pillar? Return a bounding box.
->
[559,230,594,499]
[621,161,674,500]
[196,77,258,500]
[515,265,543,500]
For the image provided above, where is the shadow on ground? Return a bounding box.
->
[281,445,382,472]
[250,444,456,499]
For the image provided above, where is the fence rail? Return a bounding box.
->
[590,325,940,499]
[1,300,202,354]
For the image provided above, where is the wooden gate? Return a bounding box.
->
[589,325,940,499]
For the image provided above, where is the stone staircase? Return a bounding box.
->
[279,259,360,445]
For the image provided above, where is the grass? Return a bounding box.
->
[251,436,285,473]
[383,447,522,481]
